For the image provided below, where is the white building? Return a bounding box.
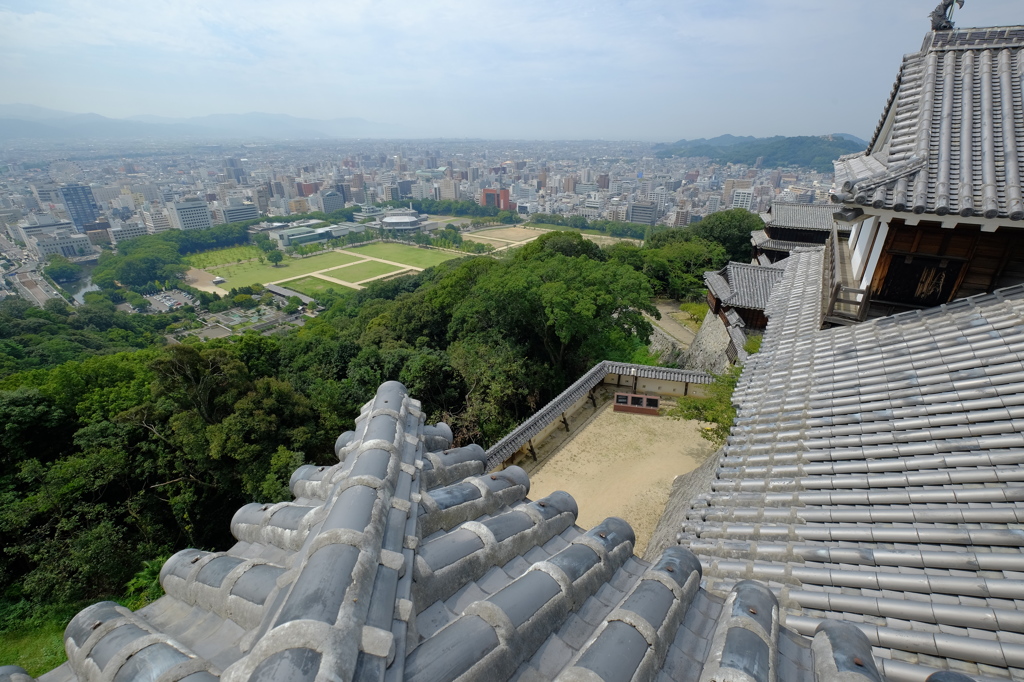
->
[731,189,754,211]
[143,208,173,234]
[214,203,260,225]
[29,229,93,259]
[109,220,149,245]
[170,198,213,231]
[439,178,460,200]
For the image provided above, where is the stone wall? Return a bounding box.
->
[682,309,732,375]
[648,324,687,366]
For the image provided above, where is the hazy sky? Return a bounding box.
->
[0,0,1019,140]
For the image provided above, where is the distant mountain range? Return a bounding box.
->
[654,134,868,172]
[0,104,395,141]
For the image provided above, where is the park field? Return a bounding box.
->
[184,245,264,269]
[473,226,548,242]
[324,260,403,282]
[342,243,460,268]
[280,276,356,296]
[209,251,363,288]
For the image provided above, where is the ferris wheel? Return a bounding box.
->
[48,159,83,184]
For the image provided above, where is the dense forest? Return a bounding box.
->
[0,213,756,629]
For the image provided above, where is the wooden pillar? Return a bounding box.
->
[588,389,597,408]
[527,439,538,462]
[632,375,638,392]
[684,382,689,396]
[561,412,571,432]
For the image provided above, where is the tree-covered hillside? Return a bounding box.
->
[0,224,744,669]
[655,135,865,172]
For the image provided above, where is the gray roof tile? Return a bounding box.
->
[833,27,1024,221]
[767,201,845,232]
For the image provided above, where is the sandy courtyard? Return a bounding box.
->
[525,402,715,556]
[185,268,230,296]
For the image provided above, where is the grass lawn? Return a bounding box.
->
[208,251,363,288]
[0,619,69,676]
[343,243,460,269]
[281,276,356,296]
[184,245,264,269]
[327,260,403,283]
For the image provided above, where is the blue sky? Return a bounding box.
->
[0,0,1019,140]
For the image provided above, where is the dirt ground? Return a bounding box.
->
[474,227,549,242]
[524,400,716,556]
[185,268,230,296]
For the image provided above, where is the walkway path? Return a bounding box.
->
[650,301,698,348]
[269,250,425,290]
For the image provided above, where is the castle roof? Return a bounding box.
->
[682,247,1024,681]
[832,27,1024,221]
[35,377,887,682]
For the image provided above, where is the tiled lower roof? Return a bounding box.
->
[32,378,903,682]
[704,262,787,311]
[680,248,1024,682]
[751,229,811,254]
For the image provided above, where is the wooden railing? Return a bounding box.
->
[821,226,871,326]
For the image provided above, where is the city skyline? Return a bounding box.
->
[1,0,1020,141]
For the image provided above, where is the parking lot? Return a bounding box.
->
[145,289,197,312]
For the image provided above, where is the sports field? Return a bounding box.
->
[325,260,403,282]
[210,251,363,288]
[184,245,264,269]
[281,276,355,296]
[342,243,459,268]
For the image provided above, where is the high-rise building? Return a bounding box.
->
[706,196,722,214]
[289,198,310,214]
[411,182,433,200]
[628,200,658,226]
[59,184,100,231]
[480,188,513,211]
[382,185,401,202]
[143,208,173,234]
[170,198,213,231]
[731,189,754,211]
[439,178,460,200]
[596,174,610,190]
[321,191,346,214]
[672,209,691,227]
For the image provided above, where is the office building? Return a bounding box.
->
[170,198,213,231]
[439,178,460,200]
[480,188,514,211]
[628,200,658,226]
[143,209,173,234]
[320,191,346,215]
[214,203,260,225]
[731,189,754,211]
[28,229,92,259]
[108,220,149,246]
[59,185,100,231]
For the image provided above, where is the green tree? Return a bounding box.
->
[43,255,81,283]
[267,250,284,266]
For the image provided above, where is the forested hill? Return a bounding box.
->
[0,217,765,634]
[654,135,866,172]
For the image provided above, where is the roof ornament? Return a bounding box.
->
[930,0,964,31]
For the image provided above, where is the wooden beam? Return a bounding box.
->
[560,412,571,432]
